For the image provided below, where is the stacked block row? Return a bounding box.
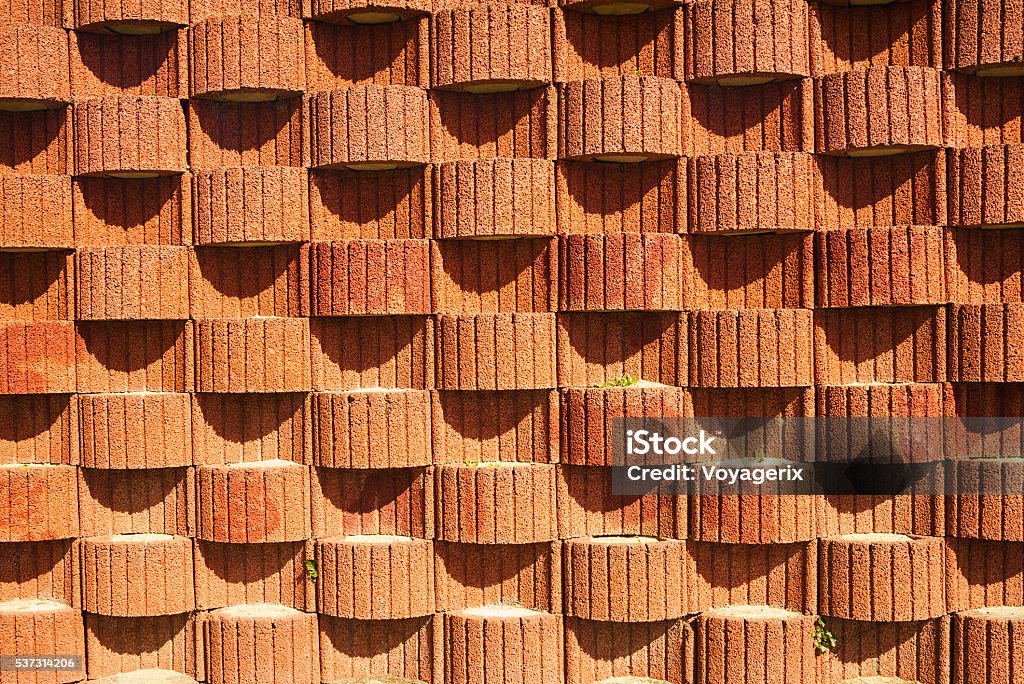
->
[2,0,1024,682]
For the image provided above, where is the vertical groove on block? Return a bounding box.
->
[0,321,76,394]
[196,461,312,542]
[559,234,684,311]
[194,318,311,392]
[191,167,309,245]
[0,464,78,541]
[314,390,431,468]
[435,159,556,238]
[436,313,556,390]
[79,392,191,468]
[0,174,73,248]
[950,304,1024,382]
[79,533,195,616]
[76,246,190,320]
[312,239,431,315]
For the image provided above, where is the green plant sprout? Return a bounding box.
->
[596,373,639,388]
[812,616,836,653]
[304,559,318,582]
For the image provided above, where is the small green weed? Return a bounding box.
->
[812,616,836,653]
[304,559,318,582]
[596,373,639,388]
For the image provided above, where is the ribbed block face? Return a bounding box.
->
[73,175,189,246]
[686,0,809,84]
[305,19,428,89]
[687,233,814,309]
[192,392,309,465]
[819,616,951,684]
[429,87,557,161]
[437,313,556,390]
[433,389,557,464]
[85,613,199,680]
[564,618,689,684]
[432,238,555,313]
[203,606,318,684]
[194,318,312,392]
[76,246,190,320]
[78,467,192,535]
[314,390,430,468]
[954,607,1024,684]
[191,167,309,245]
[687,541,817,613]
[946,539,1024,612]
[190,16,306,100]
[189,245,308,318]
[318,615,438,683]
[435,540,560,613]
[687,79,812,155]
[694,607,815,684]
[310,166,432,240]
[312,466,433,538]
[196,461,312,542]
[0,464,78,541]
[0,599,84,682]
[0,395,78,465]
[554,10,682,82]
[80,534,196,616]
[187,100,303,169]
[0,321,76,394]
[0,109,70,174]
[0,251,73,321]
[0,174,73,248]
[435,159,556,238]
[690,492,816,544]
[305,0,429,24]
[950,304,1024,382]
[557,465,687,538]
[443,608,564,684]
[945,0,1024,74]
[311,316,434,390]
[948,460,1024,541]
[76,321,191,392]
[559,234,684,311]
[0,25,71,108]
[194,540,314,611]
[79,392,192,468]
[73,0,188,31]
[0,539,76,604]
[312,239,431,315]
[73,96,187,177]
[949,144,1024,227]
[70,31,187,99]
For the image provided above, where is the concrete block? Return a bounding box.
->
[76,246,190,320]
[192,167,309,245]
[0,25,70,108]
[312,466,434,538]
[194,318,312,392]
[434,540,560,613]
[435,159,556,238]
[190,16,305,100]
[73,96,187,177]
[310,316,434,390]
[0,464,78,541]
[79,533,195,616]
[79,392,192,468]
[313,239,431,315]
[436,313,556,390]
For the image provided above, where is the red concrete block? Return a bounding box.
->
[190,16,305,100]
[689,151,813,234]
[304,19,428,90]
[80,533,195,616]
[948,459,1024,542]
[436,463,557,543]
[310,166,432,240]
[0,0,62,24]
[0,321,75,394]
[192,167,308,245]
[695,606,815,684]
[188,99,304,168]
[564,536,687,622]
[85,613,201,681]
[304,0,429,24]
[559,234,684,311]
[73,174,190,246]
[73,96,187,177]
[76,246,190,320]
[310,316,434,390]
[436,313,555,390]
[811,0,942,75]
[817,494,945,538]
[443,607,563,684]
[557,312,688,387]
[950,303,1024,381]
[950,384,1024,460]
[318,615,439,684]
[73,0,187,32]
[949,144,1024,227]
[687,541,817,613]
[204,605,318,684]
[814,150,947,228]
[691,491,816,544]
[190,0,300,21]
[686,0,809,84]
[78,466,192,536]
[815,66,944,155]
[312,239,430,315]
[0,109,70,175]
[434,541,560,613]
[945,0,1024,75]
[817,226,947,307]
[0,540,75,605]
[435,158,556,238]
[316,535,434,619]
[307,85,429,169]
[192,392,309,466]
[76,320,192,392]
[429,87,557,161]
[557,465,687,538]
[0,25,70,109]
[557,159,684,235]
[818,616,950,684]
[553,9,683,82]
[560,385,689,466]
[690,309,813,387]
[0,464,77,542]
[687,232,813,309]
[314,390,431,468]
[194,318,311,392]
[196,461,311,542]
[558,76,681,161]
[70,30,186,99]
[946,538,1024,612]
[433,389,556,464]
[189,244,308,318]
[194,540,314,611]
[312,467,434,538]
[954,607,1024,684]
[432,238,555,313]
[79,392,191,468]
[0,251,74,321]
[0,395,78,465]
[687,79,813,155]
[947,227,1024,303]
[0,598,83,684]
[820,533,946,621]
[944,74,1024,148]
[0,174,72,249]
[814,306,947,384]
[564,617,689,684]
[432,4,551,91]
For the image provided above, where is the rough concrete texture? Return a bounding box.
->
[686,0,809,83]
[435,158,555,238]
[190,16,305,100]
[72,96,187,176]
[308,85,429,168]
[313,239,431,315]
[0,25,71,106]
[558,76,681,160]
[432,4,550,91]
[1,2,1023,681]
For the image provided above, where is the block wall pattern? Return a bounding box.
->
[0,0,1022,682]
